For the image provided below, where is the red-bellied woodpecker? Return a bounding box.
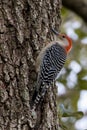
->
[32,28,72,109]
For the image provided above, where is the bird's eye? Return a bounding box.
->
[62,35,65,38]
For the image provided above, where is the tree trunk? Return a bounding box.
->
[0,0,61,130]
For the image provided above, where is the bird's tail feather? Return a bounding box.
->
[31,83,48,109]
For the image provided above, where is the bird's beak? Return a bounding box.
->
[51,28,59,35]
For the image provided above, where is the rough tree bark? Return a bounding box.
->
[0,0,61,130]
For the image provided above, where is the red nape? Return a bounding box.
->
[65,35,72,53]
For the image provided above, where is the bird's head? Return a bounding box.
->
[52,28,72,53]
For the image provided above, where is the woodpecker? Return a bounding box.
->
[32,28,72,109]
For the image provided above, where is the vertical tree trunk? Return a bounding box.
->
[0,0,61,129]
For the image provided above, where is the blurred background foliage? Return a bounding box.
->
[57,7,87,130]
